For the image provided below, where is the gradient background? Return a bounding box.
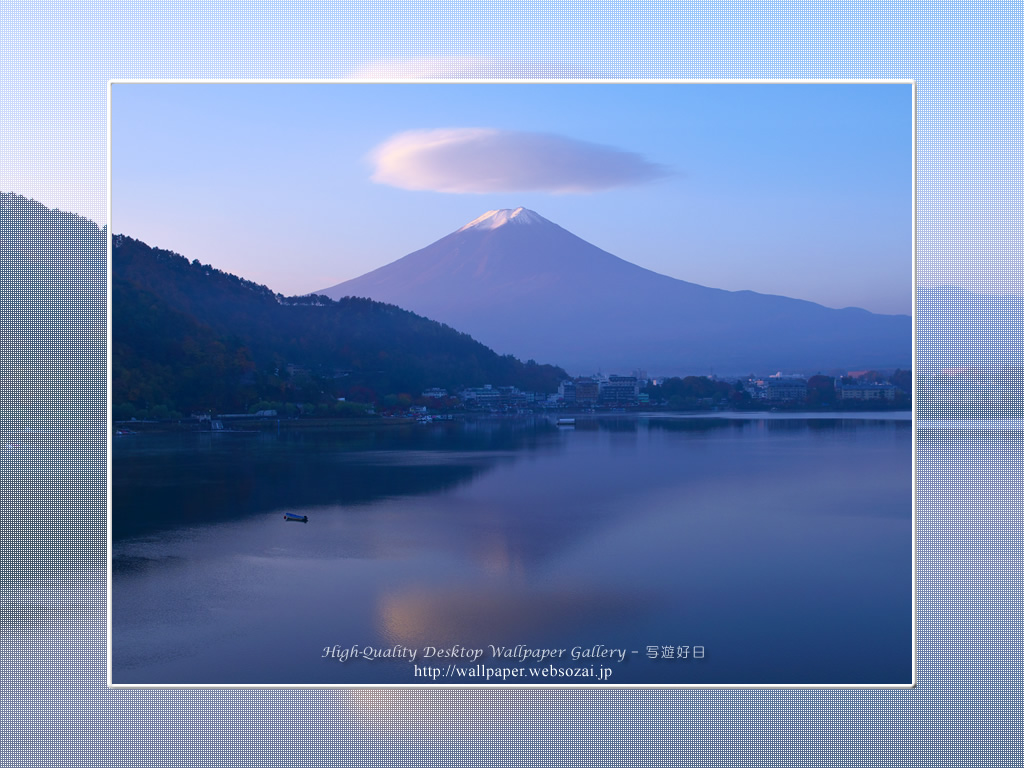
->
[0,2,1010,766]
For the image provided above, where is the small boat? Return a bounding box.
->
[556,418,576,427]
[283,512,308,523]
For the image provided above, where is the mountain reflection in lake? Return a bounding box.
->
[111,414,912,685]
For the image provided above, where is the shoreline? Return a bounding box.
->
[112,406,913,434]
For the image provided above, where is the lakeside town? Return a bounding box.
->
[427,369,909,413]
[113,368,911,432]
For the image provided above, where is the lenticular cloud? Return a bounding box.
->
[370,128,668,193]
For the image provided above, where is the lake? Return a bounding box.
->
[111,412,912,686]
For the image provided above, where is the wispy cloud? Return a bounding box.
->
[347,56,572,80]
[369,128,670,194]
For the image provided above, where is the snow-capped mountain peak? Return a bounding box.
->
[457,207,547,232]
[318,206,910,375]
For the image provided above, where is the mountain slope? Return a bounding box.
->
[0,192,106,435]
[319,208,911,375]
[112,235,566,416]
[916,286,1024,373]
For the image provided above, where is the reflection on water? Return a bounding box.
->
[377,587,649,651]
[112,420,551,539]
[112,414,912,685]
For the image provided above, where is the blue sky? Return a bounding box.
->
[112,81,911,314]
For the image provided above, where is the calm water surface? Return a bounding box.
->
[112,413,912,685]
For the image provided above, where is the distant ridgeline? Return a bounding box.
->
[112,235,567,420]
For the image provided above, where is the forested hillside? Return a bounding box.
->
[112,235,566,418]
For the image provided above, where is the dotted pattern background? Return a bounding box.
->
[0,2,1016,766]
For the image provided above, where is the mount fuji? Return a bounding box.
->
[317,208,911,376]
